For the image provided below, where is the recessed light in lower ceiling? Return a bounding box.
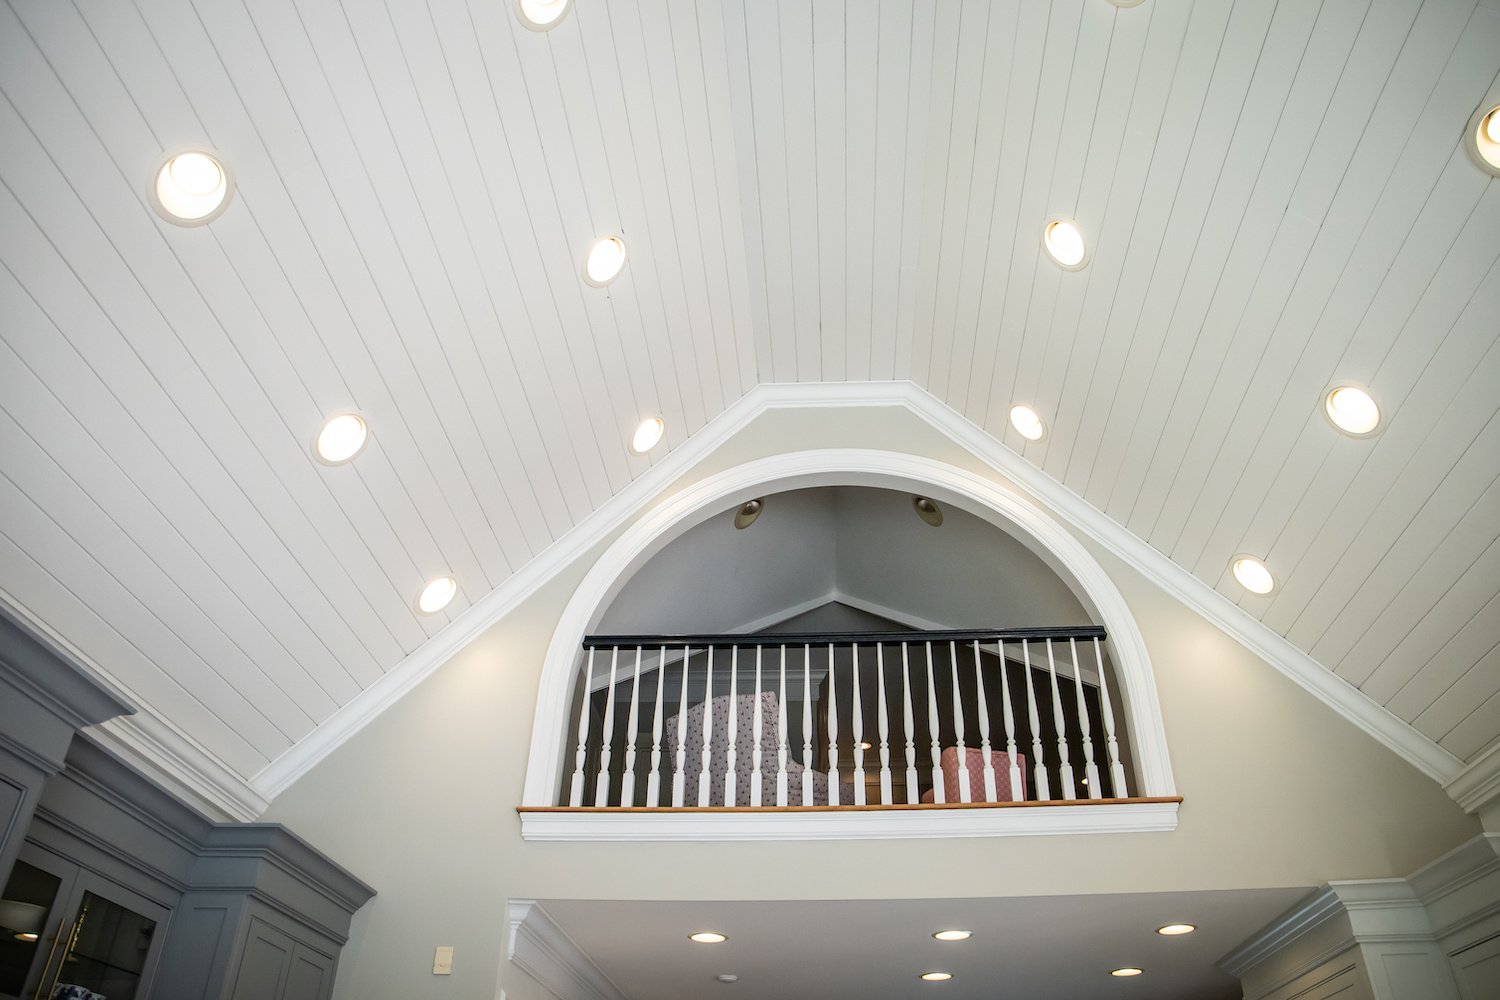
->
[585,235,627,286]
[932,930,971,941]
[1466,102,1500,176]
[150,150,233,225]
[1042,218,1088,269]
[689,932,727,944]
[1009,404,1046,441]
[920,972,953,982]
[1157,923,1196,936]
[417,577,457,615]
[1231,556,1275,596]
[516,0,571,31]
[631,416,665,454]
[314,413,369,465]
[1110,968,1144,977]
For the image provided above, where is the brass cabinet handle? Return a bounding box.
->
[34,914,83,1000]
[31,917,67,1000]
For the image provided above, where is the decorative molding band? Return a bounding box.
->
[92,715,269,822]
[506,899,630,1000]
[1219,886,1346,979]
[516,800,1179,842]
[1444,740,1500,814]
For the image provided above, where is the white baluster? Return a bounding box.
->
[1022,640,1051,800]
[1094,637,1129,797]
[997,640,1023,801]
[1046,639,1076,799]
[851,643,866,805]
[925,641,943,803]
[648,645,667,807]
[973,640,997,802]
[622,646,643,807]
[594,647,619,807]
[777,645,789,807]
[901,643,919,803]
[826,643,839,805]
[1071,638,1102,800]
[699,647,715,807]
[569,648,595,807]
[877,643,892,805]
[725,646,739,806]
[949,641,970,803]
[673,647,690,807]
[751,646,764,808]
[802,644,814,806]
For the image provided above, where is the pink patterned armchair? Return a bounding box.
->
[920,746,1028,803]
[663,690,831,806]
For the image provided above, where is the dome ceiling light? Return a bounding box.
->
[631,416,665,454]
[912,496,944,527]
[150,150,233,225]
[314,413,369,465]
[733,499,764,529]
[1231,556,1275,596]
[1323,384,1381,437]
[516,0,572,31]
[1042,218,1088,269]
[585,235,628,286]
[417,576,457,615]
[1008,404,1046,441]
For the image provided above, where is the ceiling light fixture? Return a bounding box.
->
[920,972,953,982]
[1111,968,1144,978]
[932,930,971,942]
[14,932,38,942]
[1323,385,1381,437]
[516,0,572,31]
[585,235,628,285]
[1009,404,1046,441]
[690,932,727,944]
[1231,556,1276,596]
[1042,218,1088,269]
[631,416,665,454]
[716,974,739,983]
[1157,923,1196,936]
[150,150,233,225]
[912,497,944,527]
[1466,102,1500,177]
[314,412,369,465]
[417,576,457,615]
[733,499,764,529]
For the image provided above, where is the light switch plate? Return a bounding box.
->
[433,946,454,975]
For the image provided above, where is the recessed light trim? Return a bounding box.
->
[1323,384,1381,437]
[912,496,944,527]
[417,576,457,615]
[516,0,572,31]
[314,412,369,465]
[1466,103,1500,177]
[932,930,971,942]
[1231,555,1275,596]
[1157,923,1196,936]
[1009,404,1046,441]
[920,972,953,982]
[1111,967,1144,977]
[631,416,665,454]
[149,149,233,226]
[584,235,628,286]
[1042,218,1088,269]
[690,932,727,944]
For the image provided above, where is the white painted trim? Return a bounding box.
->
[90,716,267,821]
[1219,886,1346,979]
[517,801,1179,841]
[1444,740,1500,814]
[506,899,629,1000]
[521,449,1177,806]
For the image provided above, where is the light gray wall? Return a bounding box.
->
[260,403,1483,1000]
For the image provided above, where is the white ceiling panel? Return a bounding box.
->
[0,0,1496,813]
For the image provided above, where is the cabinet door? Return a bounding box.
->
[282,944,333,1000]
[227,920,295,1000]
[0,846,79,1000]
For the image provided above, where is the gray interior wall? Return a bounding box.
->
[258,404,1483,1000]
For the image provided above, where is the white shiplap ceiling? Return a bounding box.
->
[0,0,1496,817]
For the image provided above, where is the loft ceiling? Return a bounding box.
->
[0,0,1496,816]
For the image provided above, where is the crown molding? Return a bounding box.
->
[1444,740,1500,814]
[506,899,629,1000]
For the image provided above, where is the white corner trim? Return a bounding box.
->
[517,801,1179,841]
[521,448,1177,806]
[1444,740,1500,813]
[506,899,630,1000]
[90,715,267,821]
[1219,886,1345,979]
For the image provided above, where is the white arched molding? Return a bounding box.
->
[520,449,1179,840]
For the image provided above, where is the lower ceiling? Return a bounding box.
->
[0,0,1496,814]
[537,889,1314,1000]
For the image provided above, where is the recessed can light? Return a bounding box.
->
[1323,385,1380,437]
[733,499,764,529]
[417,576,457,615]
[1466,103,1500,176]
[150,150,233,225]
[585,235,628,285]
[912,497,944,527]
[932,930,971,942]
[1110,968,1143,977]
[1231,556,1275,596]
[1009,404,1046,441]
[920,972,953,982]
[690,932,727,944]
[14,932,38,943]
[1157,923,1196,936]
[715,974,739,983]
[631,416,665,453]
[314,413,369,465]
[516,0,572,30]
[1042,218,1088,269]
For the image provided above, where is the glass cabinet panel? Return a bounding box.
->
[0,861,63,997]
[49,891,157,1000]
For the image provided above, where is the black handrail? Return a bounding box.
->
[581,626,1106,650]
